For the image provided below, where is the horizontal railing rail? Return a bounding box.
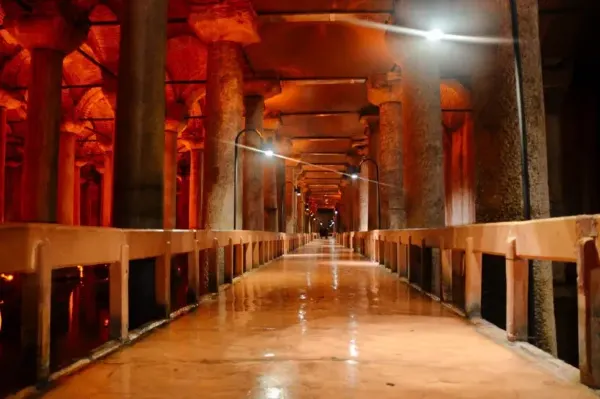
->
[0,223,312,387]
[337,215,600,389]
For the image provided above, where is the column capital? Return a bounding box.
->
[244,79,282,100]
[165,119,186,135]
[60,120,86,137]
[188,0,259,45]
[0,88,23,110]
[359,114,380,135]
[263,116,282,133]
[366,72,402,106]
[4,2,90,53]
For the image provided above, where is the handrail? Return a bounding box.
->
[336,214,600,389]
[0,223,312,387]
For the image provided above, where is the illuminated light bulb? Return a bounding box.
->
[425,28,444,41]
[350,173,358,180]
[264,149,274,157]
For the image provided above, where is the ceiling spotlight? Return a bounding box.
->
[335,210,338,214]
[425,28,445,41]
[264,149,274,157]
[350,173,358,180]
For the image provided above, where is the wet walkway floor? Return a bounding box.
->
[46,239,595,398]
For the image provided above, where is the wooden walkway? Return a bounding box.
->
[45,239,595,398]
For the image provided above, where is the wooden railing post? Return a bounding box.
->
[576,217,600,388]
[187,239,200,302]
[506,237,528,342]
[110,244,130,341]
[379,238,385,266]
[465,237,482,319]
[155,239,171,318]
[440,238,453,303]
[224,237,234,284]
[253,237,260,268]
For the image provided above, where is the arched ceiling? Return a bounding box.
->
[0,0,592,205]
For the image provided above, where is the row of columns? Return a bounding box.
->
[338,0,555,355]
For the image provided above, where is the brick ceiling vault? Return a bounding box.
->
[0,0,585,208]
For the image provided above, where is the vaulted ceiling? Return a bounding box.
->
[0,0,593,208]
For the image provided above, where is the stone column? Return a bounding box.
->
[188,146,203,229]
[189,0,259,231]
[361,115,381,230]
[358,163,369,232]
[164,125,180,229]
[101,150,113,227]
[0,107,6,223]
[366,73,405,229]
[276,157,286,232]
[57,131,77,225]
[242,95,265,230]
[5,10,88,223]
[284,164,295,233]
[386,34,444,228]
[113,0,168,228]
[472,0,555,354]
[262,117,281,232]
[74,162,83,225]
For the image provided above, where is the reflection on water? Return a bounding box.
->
[0,266,110,396]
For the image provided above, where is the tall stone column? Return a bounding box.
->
[472,0,555,354]
[188,145,203,229]
[284,164,295,233]
[242,95,265,230]
[113,0,168,228]
[276,157,286,232]
[101,150,113,227]
[367,73,405,229]
[189,1,259,231]
[74,162,84,225]
[361,115,381,230]
[0,107,6,223]
[386,32,444,228]
[262,117,281,232]
[163,125,180,229]
[358,163,369,232]
[5,9,89,223]
[57,130,78,225]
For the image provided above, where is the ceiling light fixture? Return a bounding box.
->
[425,28,445,41]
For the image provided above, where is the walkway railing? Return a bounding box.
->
[337,215,600,389]
[0,223,311,385]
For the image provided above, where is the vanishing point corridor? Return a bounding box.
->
[44,240,594,399]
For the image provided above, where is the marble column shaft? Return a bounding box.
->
[243,95,265,231]
[189,148,203,229]
[203,41,244,230]
[164,130,178,229]
[284,165,295,233]
[367,122,381,230]
[101,151,113,227]
[398,39,444,229]
[22,49,64,222]
[358,164,369,232]
[113,0,168,228]
[0,107,6,223]
[57,132,76,224]
[472,0,555,353]
[379,102,405,229]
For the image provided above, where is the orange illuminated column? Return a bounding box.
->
[74,162,84,225]
[164,122,182,229]
[100,150,113,227]
[472,0,555,354]
[0,107,6,223]
[242,80,280,231]
[57,128,79,225]
[262,118,281,232]
[4,9,89,223]
[188,143,203,229]
[366,73,405,229]
[284,164,295,233]
[386,9,444,230]
[361,114,380,230]
[188,0,260,231]
[113,0,168,228]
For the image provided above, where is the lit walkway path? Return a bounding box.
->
[47,239,594,398]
